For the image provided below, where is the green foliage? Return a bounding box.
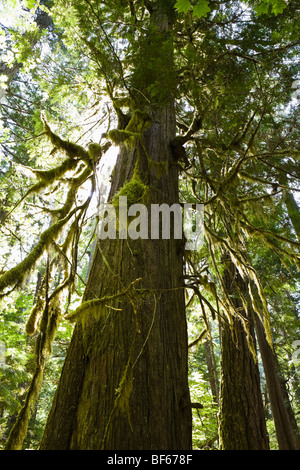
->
[23,0,36,9]
[0,277,78,448]
[128,25,178,105]
[175,0,288,18]
[255,0,287,16]
[189,370,219,448]
[175,0,211,18]
[0,216,68,292]
[193,1,211,18]
[175,0,193,14]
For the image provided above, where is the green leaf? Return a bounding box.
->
[23,0,36,9]
[255,0,287,16]
[193,1,211,18]
[175,0,192,14]
[255,2,270,15]
[271,0,287,15]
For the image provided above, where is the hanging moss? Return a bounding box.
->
[4,366,45,450]
[48,165,92,218]
[65,278,143,326]
[22,156,84,204]
[25,303,42,336]
[33,158,79,183]
[87,142,106,166]
[108,128,140,149]
[25,180,54,198]
[5,285,65,450]
[45,298,63,355]
[65,298,104,323]
[42,117,111,172]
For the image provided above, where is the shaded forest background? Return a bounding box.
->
[0,0,299,450]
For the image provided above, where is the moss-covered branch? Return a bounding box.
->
[0,219,63,292]
[0,198,90,294]
[188,328,207,349]
[42,115,89,161]
[5,267,65,450]
[42,115,110,169]
[2,131,100,224]
[47,165,92,218]
[108,109,152,148]
[65,278,143,323]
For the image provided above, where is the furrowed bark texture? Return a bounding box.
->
[40,3,192,450]
[218,262,269,450]
[40,106,192,450]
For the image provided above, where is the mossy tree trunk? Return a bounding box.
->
[40,4,192,450]
[218,261,269,450]
[40,111,192,452]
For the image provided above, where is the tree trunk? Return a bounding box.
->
[218,262,269,450]
[40,6,192,449]
[255,317,300,449]
[40,113,192,451]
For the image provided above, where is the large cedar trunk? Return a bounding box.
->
[218,262,269,450]
[40,98,192,449]
[41,4,192,450]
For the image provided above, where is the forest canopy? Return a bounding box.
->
[0,0,299,451]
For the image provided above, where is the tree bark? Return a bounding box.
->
[40,111,192,451]
[255,317,300,449]
[40,5,192,450]
[218,262,269,450]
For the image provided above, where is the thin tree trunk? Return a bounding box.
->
[203,324,219,405]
